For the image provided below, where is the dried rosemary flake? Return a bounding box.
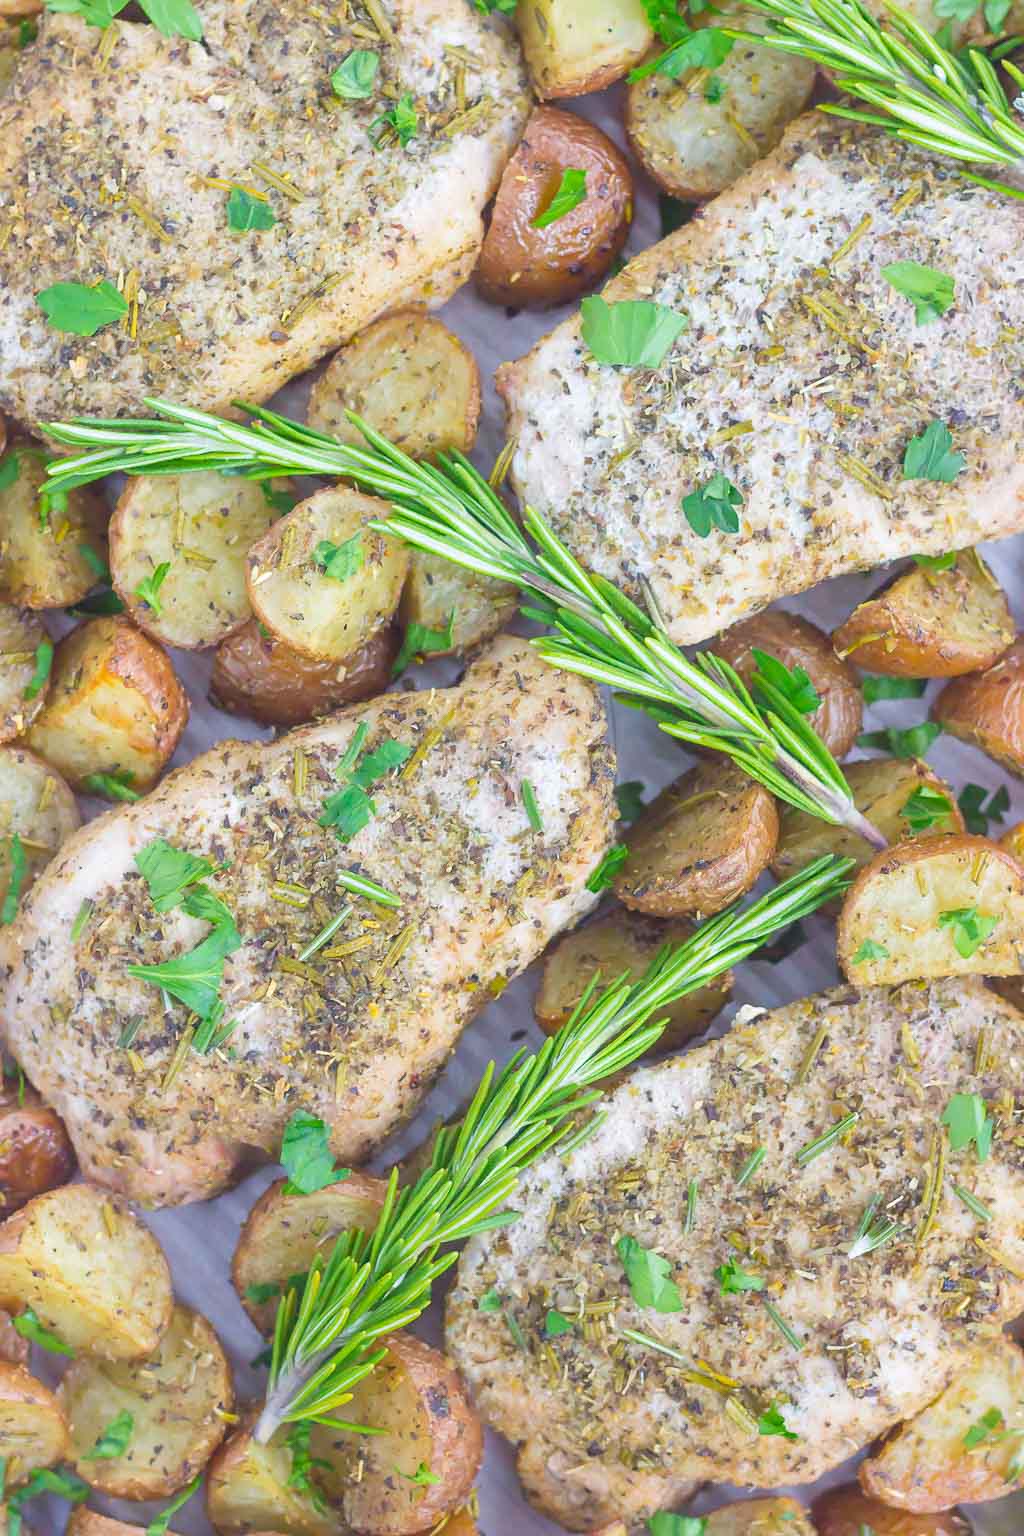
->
[488,438,517,489]
[793,1022,827,1086]
[372,922,414,980]
[829,213,872,266]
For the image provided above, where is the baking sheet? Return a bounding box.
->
[20,74,1024,1536]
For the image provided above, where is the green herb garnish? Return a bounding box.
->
[937,905,998,958]
[682,472,743,537]
[615,781,646,823]
[861,674,927,703]
[23,639,53,702]
[331,48,379,99]
[764,1300,804,1351]
[280,1110,350,1195]
[964,1406,1005,1449]
[795,1111,858,1166]
[146,1472,203,1536]
[952,1183,992,1223]
[851,938,889,964]
[35,279,128,336]
[735,1147,765,1186]
[227,188,276,233]
[83,1409,134,1460]
[958,782,1009,835]
[478,1288,502,1313]
[586,845,628,893]
[647,1517,707,1536]
[857,722,941,758]
[616,1234,683,1312]
[580,296,688,368]
[881,260,955,325]
[314,535,363,584]
[544,1308,573,1337]
[751,649,819,716]
[1,835,26,926]
[942,1091,993,1160]
[84,770,140,802]
[12,1307,74,1355]
[758,1403,799,1439]
[901,784,953,832]
[135,560,171,616]
[319,735,412,844]
[370,92,417,148]
[714,1256,764,1294]
[127,919,242,1022]
[393,611,454,674]
[912,550,957,571]
[903,420,965,482]
[532,168,587,229]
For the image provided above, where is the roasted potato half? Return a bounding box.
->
[0,1362,69,1484]
[0,1183,173,1360]
[861,1335,1024,1510]
[477,106,633,309]
[516,0,652,97]
[934,637,1024,776]
[0,443,108,610]
[0,1074,75,1216]
[60,1302,232,1498]
[313,1333,483,1536]
[211,619,399,728]
[25,617,188,794]
[833,550,1014,677]
[614,761,778,918]
[69,1515,186,1536]
[0,0,41,19]
[207,1415,338,1536]
[704,1499,816,1535]
[626,17,816,201]
[771,758,963,884]
[246,488,408,663]
[837,834,1024,986]
[0,605,51,742]
[713,609,862,759]
[233,1173,389,1335]
[0,746,81,921]
[535,908,732,1052]
[812,1484,969,1536]
[307,311,481,460]
[110,472,292,650]
[399,553,516,661]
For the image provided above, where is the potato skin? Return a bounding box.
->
[0,746,81,917]
[477,106,633,309]
[812,1484,969,1536]
[211,620,398,728]
[934,636,1024,775]
[0,1078,75,1216]
[0,1361,69,1481]
[713,610,862,758]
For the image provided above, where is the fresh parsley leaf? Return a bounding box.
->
[681,472,743,537]
[136,839,220,913]
[750,648,820,715]
[647,1515,707,1535]
[1,834,26,926]
[659,194,690,238]
[630,24,734,80]
[545,1308,573,1337]
[319,782,376,843]
[984,0,1011,27]
[963,1405,1004,1449]
[615,780,646,824]
[473,0,516,10]
[353,740,412,786]
[533,168,587,229]
[370,92,417,148]
[314,535,363,584]
[23,638,52,702]
[714,1256,765,1294]
[704,73,725,101]
[44,0,127,26]
[932,0,977,20]
[84,770,140,802]
[284,1420,330,1509]
[8,1468,88,1536]
[958,782,1009,835]
[937,906,999,959]
[146,1472,202,1536]
[521,779,543,831]
[181,885,236,930]
[393,611,454,674]
[616,1233,683,1312]
[280,1109,350,1194]
[901,784,953,832]
[331,48,379,99]
[0,452,20,492]
[641,0,690,38]
[135,560,171,616]
[881,260,955,325]
[478,1287,503,1313]
[36,278,128,336]
[319,736,411,842]
[942,1091,993,1160]
[17,17,37,43]
[398,1462,441,1487]
[903,420,965,483]
[261,483,297,517]
[913,550,957,571]
[851,938,889,963]
[580,295,688,368]
[83,1409,134,1460]
[12,1307,74,1355]
[137,0,202,37]
[586,844,628,893]
[226,187,276,233]
[758,1403,798,1440]
[861,674,927,703]
[857,722,941,758]
[244,1281,281,1305]
[127,919,242,1021]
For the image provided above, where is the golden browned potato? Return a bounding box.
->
[0,0,41,18]
[211,619,399,728]
[812,1484,969,1536]
[232,1173,389,1334]
[477,106,634,309]
[837,834,1024,986]
[934,637,1024,775]
[516,0,653,97]
[0,746,81,919]
[860,1335,1024,1511]
[0,1183,173,1360]
[0,33,15,98]
[535,908,732,1052]
[69,1516,185,1536]
[613,761,778,918]
[833,551,1014,677]
[60,1302,232,1498]
[25,617,188,794]
[713,609,863,759]
[626,17,816,201]
[0,604,51,741]
[0,1075,75,1217]
[206,1415,338,1536]
[313,1333,483,1536]
[110,472,293,651]
[246,488,408,663]
[771,758,963,884]
[0,1362,68,1484]
[307,311,481,459]
[436,1512,478,1536]
[399,553,516,661]
[704,1499,816,1535]
[1002,819,1024,860]
[0,443,108,610]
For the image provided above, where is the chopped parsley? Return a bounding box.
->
[35,278,129,336]
[331,48,379,99]
[544,1308,573,1337]
[880,260,955,325]
[647,1517,707,1536]
[370,92,417,148]
[1,835,26,926]
[856,721,941,758]
[751,648,820,716]
[135,839,223,913]
[279,1110,350,1195]
[616,1234,683,1312]
[393,611,455,674]
[942,1091,993,1161]
[758,1403,799,1440]
[958,782,1009,835]
[901,784,953,832]
[135,560,171,617]
[521,779,543,832]
[146,1471,203,1536]
[860,674,926,703]
[937,905,998,958]
[226,187,276,233]
[532,168,587,229]
[902,420,965,482]
[963,1405,1004,1449]
[45,0,201,35]
[82,1409,134,1461]
[83,770,140,802]
[629,4,734,82]
[7,1469,88,1536]
[314,535,363,584]
[615,780,646,823]
[913,550,957,571]
[23,639,52,701]
[714,1256,764,1294]
[478,1287,503,1313]
[682,472,743,537]
[851,938,889,964]
[12,1308,74,1355]
[319,733,412,844]
[398,1462,441,1488]
[586,844,628,893]
[127,920,242,1022]
[580,295,688,368]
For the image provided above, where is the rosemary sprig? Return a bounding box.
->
[252,855,852,1441]
[43,401,884,845]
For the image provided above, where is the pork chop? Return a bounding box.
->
[0,0,529,426]
[0,638,613,1207]
[498,116,1024,647]
[446,977,1024,1530]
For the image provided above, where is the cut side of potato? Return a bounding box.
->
[516,0,653,97]
[0,1184,173,1360]
[0,604,51,742]
[476,106,634,309]
[206,1417,338,1536]
[307,311,481,460]
[60,1302,232,1498]
[399,553,516,662]
[860,1335,1024,1511]
[934,637,1024,776]
[812,1484,970,1535]
[110,472,292,650]
[771,757,963,884]
[25,617,189,794]
[705,1498,816,1535]
[614,760,778,918]
[837,834,1024,986]
[211,619,399,728]
[535,908,732,1053]
[833,550,1014,678]
[0,746,81,921]
[246,488,408,663]
[0,1074,75,1217]
[0,1362,69,1485]
[0,443,108,610]
[626,16,816,201]
[312,1333,483,1536]
[233,1174,389,1335]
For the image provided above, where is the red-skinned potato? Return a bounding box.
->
[211,620,399,728]
[477,106,633,309]
[934,636,1024,775]
[0,1074,75,1216]
[812,1484,968,1535]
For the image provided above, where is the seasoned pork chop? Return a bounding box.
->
[447,977,1024,1530]
[0,639,613,1207]
[499,117,1024,646]
[0,0,529,425]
